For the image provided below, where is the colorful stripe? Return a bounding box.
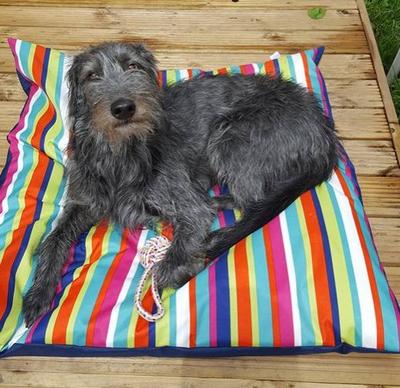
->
[0,39,398,356]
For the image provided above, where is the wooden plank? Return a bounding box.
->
[0,7,363,32]
[0,353,398,386]
[0,75,383,110]
[386,266,400,296]
[369,217,400,267]
[0,27,370,53]
[341,140,400,177]
[357,0,400,164]
[358,176,400,218]
[0,48,377,80]
[326,80,382,108]
[0,0,359,9]
[333,108,391,140]
[0,370,396,388]
[0,6,362,32]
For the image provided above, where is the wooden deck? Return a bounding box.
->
[0,0,399,386]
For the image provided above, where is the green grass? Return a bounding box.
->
[365,0,400,118]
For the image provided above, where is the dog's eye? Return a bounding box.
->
[128,63,140,71]
[88,72,100,81]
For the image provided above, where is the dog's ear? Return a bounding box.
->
[66,54,86,157]
[66,55,86,124]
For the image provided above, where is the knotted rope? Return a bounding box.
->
[134,235,171,322]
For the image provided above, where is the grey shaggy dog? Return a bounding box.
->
[22,42,339,327]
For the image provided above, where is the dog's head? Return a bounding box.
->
[67,42,162,144]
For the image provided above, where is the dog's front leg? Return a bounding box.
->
[23,203,97,327]
[154,202,214,290]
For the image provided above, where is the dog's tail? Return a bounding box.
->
[205,173,327,260]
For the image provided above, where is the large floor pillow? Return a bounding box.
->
[0,38,399,357]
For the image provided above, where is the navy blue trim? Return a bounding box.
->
[1,342,398,358]
[17,71,32,96]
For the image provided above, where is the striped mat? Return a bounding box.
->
[0,38,399,357]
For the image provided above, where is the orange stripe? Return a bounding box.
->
[0,103,54,318]
[301,52,313,91]
[86,229,129,346]
[32,45,46,87]
[134,287,152,347]
[265,61,276,77]
[300,191,335,346]
[189,280,197,347]
[234,238,252,346]
[51,222,109,344]
[263,225,280,346]
[335,169,385,349]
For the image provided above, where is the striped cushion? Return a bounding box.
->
[0,38,399,357]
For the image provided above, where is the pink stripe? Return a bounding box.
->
[0,85,37,213]
[242,64,254,75]
[269,217,294,346]
[208,263,217,346]
[91,230,141,346]
[7,38,24,75]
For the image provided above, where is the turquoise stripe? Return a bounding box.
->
[72,225,124,345]
[18,41,32,79]
[327,183,362,347]
[195,268,209,346]
[287,55,297,84]
[351,192,399,351]
[251,228,273,346]
[285,202,316,345]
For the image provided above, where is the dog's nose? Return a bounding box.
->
[111,98,136,120]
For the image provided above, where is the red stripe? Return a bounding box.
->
[32,45,46,88]
[189,280,197,347]
[86,230,129,346]
[336,169,385,349]
[234,239,252,346]
[263,225,280,346]
[300,52,313,91]
[300,191,335,346]
[51,222,108,344]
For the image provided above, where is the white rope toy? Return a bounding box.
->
[135,235,171,322]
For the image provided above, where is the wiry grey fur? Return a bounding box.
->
[22,42,339,327]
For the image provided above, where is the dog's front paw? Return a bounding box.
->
[22,286,54,328]
[154,252,206,290]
